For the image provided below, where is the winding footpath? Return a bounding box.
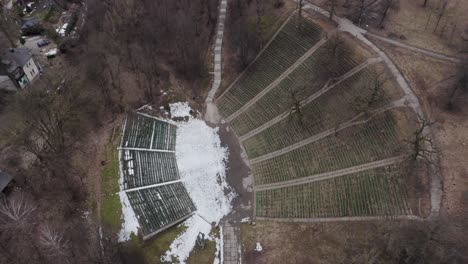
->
[366,32,467,64]
[203,1,244,263]
[298,0,441,219]
[205,0,228,124]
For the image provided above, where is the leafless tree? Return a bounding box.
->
[379,0,397,27]
[0,192,36,228]
[39,224,71,263]
[327,0,338,20]
[323,34,352,79]
[287,86,309,131]
[405,114,437,163]
[447,64,468,111]
[352,71,389,114]
[433,0,448,32]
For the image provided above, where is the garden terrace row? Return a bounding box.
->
[121,150,180,190]
[256,164,412,218]
[217,14,323,117]
[243,68,394,157]
[251,110,409,185]
[126,182,196,239]
[122,112,177,151]
[230,44,363,137]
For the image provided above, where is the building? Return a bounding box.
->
[0,75,16,92]
[0,48,40,89]
[0,171,13,197]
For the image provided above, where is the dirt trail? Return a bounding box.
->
[301,0,441,219]
[366,33,467,64]
[205,0,228,124]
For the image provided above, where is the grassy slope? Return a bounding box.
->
[122,225,219,264]
[101,131,122,234]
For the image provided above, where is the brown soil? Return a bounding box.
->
[241,220,392,264]
[306,0,468,56]
[74,115,124,224]
[372,39,467,217]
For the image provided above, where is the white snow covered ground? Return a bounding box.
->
[117,150,140,242]
[170,102,193,118]
[162,116,235,263]
[255,242,263,252]
[118,191,140,242]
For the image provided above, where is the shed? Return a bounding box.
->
[0,171,13,193]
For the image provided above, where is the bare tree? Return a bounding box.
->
[39,224,71,263]
[287,86,309,131]
[352,71,389,114]
[447,64,468,110]
[327,0,338,21]
[433,0,448,32]
[0,192,36,228]
[405,114,437,163]
[379,0,397,27]
[323,34,352,79]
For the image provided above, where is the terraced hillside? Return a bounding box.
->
[119,112,195,239]
[216,13,424,220]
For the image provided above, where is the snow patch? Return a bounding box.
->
[117,191,139,242]
[255,242,263,252]
[162,118,235,263]
[240,217,250,223]
[117,149,140,242]
[170,102,192,118]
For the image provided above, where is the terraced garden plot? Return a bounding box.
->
[217,15,323,117]
[126,182,196,237]
[121,150,180,190]
[256,165,412,218]
[251,110,409,185]
[230,46,363,136]
[122,113,177,151]
[243,69,394,157]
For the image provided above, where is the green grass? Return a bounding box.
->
[101,131,123,234]
[136,224,187,263]
[123,224,220,264]
[187,226,220,264]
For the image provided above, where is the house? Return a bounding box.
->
[0,75,16,92]
[0,48,40,89]
[0,171,13,197]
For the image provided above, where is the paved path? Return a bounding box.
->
[225,38,327,122]
[222,223,241,264]
[238,57,381,141]
[366,33,467,64]
[301,0,442,219]
[204,0,228,124]
[255,155,406,191]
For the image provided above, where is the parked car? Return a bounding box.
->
[37,39,50,47]
[45,48,58,59]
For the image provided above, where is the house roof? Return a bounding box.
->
[0,171,13,192]
[21,18,39,29]
[0,75,16,92]
[0,48,33,73]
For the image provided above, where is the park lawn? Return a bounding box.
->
[101,131,122,234]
